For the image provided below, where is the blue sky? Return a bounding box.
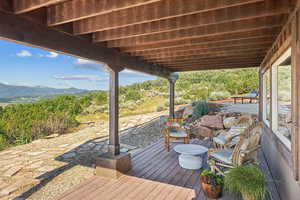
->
[0,39,157,90]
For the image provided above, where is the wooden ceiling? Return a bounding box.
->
[0,0,296,73]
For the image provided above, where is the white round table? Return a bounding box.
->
[174,144,208,170]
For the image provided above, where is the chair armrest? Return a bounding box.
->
[208,148,222,156]
[224,134,240,148]
[240,145,261,156]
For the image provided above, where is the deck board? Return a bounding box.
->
[55,138,280,200]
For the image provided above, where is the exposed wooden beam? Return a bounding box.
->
[93,1,289,41]
[47,0,163,26]
[171,64,260,72]
[150,50,267,62]
[13,0,67,14]
[121,28,281,52]
[73,0,263,35]
[131,41,273,56]
[0,11,172,78]
[106,16,286,47]
[159,56,265,65]
[164,58,264,67]
[167,60,262,66]
[145,47,269,59]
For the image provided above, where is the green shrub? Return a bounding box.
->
[225,165,267,200]
[192,101,209,118]
[0,95,82,145]
[93,92,108,105]
[123,90,142,102]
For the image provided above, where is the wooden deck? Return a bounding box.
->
[55,139,280,200]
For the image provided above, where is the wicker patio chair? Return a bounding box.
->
[208,122,262,175]
[164,118,190,151]
[213,114,255,149]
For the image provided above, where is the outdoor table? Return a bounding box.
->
[174,144,208,170]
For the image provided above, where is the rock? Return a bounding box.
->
[182,105,193,120]
[200,115,224,129]
[26,151,45,156]
[37,166,58,172]
[3,166,22,177]
[191,125,214,139]
[62,152,76,159]
[45,134,59,138]
[223,117,237,129]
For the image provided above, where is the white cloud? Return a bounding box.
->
[46,52,58,58]
[74,58,104,70]
[38,52,59,58]
[16,50,32,57]
[53,74,103,81]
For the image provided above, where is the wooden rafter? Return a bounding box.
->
[13,0,67,14]
[131,41,274,56]
[47,0,164,26]
[106,15,286,47]
[145,47,269,59]
[93,1,290,41]
[73,0,263,34]
[120,28,281,52]
[170,64,260,72]
[150,50,267,62]
[161,57,265,66]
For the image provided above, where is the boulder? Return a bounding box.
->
[182,105,194,120]
[223,117,237,129]
[191,125,214,139]
[200,115,224,129]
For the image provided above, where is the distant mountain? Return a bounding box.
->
[0,83,87,99]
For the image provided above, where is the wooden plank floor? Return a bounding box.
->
[55,139,280,200]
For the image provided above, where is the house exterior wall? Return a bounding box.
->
[262,124,300,200]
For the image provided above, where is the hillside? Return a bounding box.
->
[0,83,87,100]
[0,68,259,150]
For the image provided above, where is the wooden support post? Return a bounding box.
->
[169,80,175,118]
[292,10,300,181]
[108,69,120,156]
[169,73,179,118]
[258,68,264,121]
[95,66,131,179]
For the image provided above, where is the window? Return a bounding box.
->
[262,69,271,125]
[271,48,292,148]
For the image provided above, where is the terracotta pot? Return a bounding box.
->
[200,176,223,199]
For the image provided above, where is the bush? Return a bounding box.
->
[192,101,209,118]
[156,105,165,112]
[123,90,142,102]
[209,91,231,101]
[0,95,82,145]
[224,165,267,200]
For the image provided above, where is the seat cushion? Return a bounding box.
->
[170,130,188,137]
[211,149,233,164]
[213,136,227,145]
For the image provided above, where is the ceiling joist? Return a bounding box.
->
[72,0,263,35]
[106,15,286,47]
[93,1,289,41]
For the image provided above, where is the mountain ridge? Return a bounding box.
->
[0,83,87,99]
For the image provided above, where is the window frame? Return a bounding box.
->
[271,47,292,150]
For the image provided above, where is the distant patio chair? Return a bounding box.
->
[164,118,190,151]
[208,122,262,175]
[213,115,255,149]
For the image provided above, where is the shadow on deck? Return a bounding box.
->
[54,139,280,200]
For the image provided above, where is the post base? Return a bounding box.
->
[95,152,131,179]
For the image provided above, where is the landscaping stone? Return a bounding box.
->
[200,115,224,129]
[191,125,214,139]
[3,166,22,177]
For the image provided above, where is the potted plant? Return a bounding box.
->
[224,165,267,200]
[200,169,224,198]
